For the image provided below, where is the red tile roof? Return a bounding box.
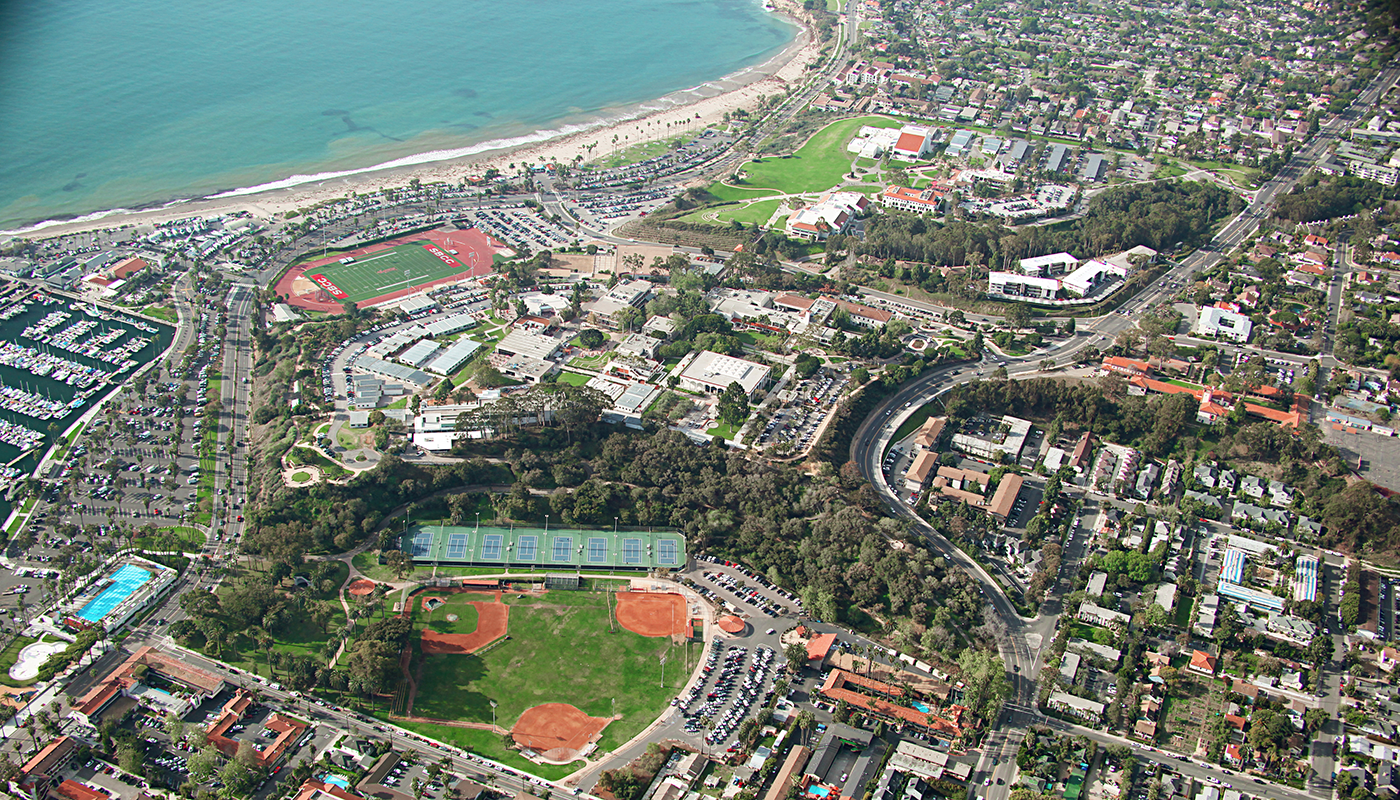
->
[56,780,106,800]
[894,132,927,154]
[807,633,838,661]
[1189,650,1217,674]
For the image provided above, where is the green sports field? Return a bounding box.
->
[406,590,689,771]
[304,240,474,303]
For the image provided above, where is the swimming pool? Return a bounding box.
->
[77,564,152,622]
[912,701,932,713]
[809,787,832,797]
[321,775,352,790]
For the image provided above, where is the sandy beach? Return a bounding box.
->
[8,0,823,242]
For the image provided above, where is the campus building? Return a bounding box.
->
[988,271,1061,300]
[879,186,945,215]
[817,669,965,747]
[676,350,771,397]
[785,192,869,241]
[61,556,179,634]
[402,524,686,572]
[206,689,309,769]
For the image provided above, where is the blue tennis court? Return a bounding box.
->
[77,564,152,622]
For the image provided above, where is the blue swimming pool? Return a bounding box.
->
[809,787,831,797]
[321,775,352,790]
[912,701,932,713]
[77,564,152,622]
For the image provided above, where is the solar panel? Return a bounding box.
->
[552,536,573,563]
[411,530,433,557]
[517,535,538,561]
[446,533,470,559]
[587,537,608,564]
[622,538,643,564]
[482,534,504,560]
[658,540,678,565]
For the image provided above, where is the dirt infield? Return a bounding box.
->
[347,579,376,597]
[419,591,510,655]
[274,227,507,313]
[510,702,612,762]
[614,591,689,638]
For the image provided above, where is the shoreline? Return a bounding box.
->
[3,0,822,242]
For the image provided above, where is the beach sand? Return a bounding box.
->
[13,0,823,242]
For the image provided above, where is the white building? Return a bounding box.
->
[879,185,944,215]
[786,192,869,241]
[1019,252,1079,276]
[988,271,1061,300]
[495,328,563,361]
[1061,259,1127,297]
[1194,306,1253,342]
[891,125,937,159]
[677,350,771,397]
[846,125,902,158]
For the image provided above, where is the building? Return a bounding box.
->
[892,125,936,159]
[495,329,562,362]
[584,279,653,322]
[1078,601,1130,628]
[206,689,309,769]
[905,451,939,493]
[72,646,225,728]
[786,192,869,241]
[1061,260,1127,297]
[347,410,371,428]
[1220,549,1246,585]
[493,355,559,385]
[354,355,433,389]
[988,271,1061,300]
[879,185,945,215]
[913,416,947,450]
[1047,691,1104,720]
[1080,154,1108,182]
[1187,650,1218,676]
[1060,651,1082,684]
[677,351,771,397]
[17,736,79,798]
[422,338,483,376]
[1294,554,1319,602]
[1086,571,1108,596]
[951,414,1033,461]
[818,670,965,745]
[293,778,367,800]
[1195,306,1253,342]
[1217,581,1285,613]
[1019,253,1079,276]
[1046,144,1071,173]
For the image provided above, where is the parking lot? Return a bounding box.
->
[757,371,849,454]
[684,556,801,618]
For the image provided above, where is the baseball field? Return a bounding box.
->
[394,586,694,776]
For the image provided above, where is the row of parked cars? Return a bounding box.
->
[691,555,803,615]
[698,570,787,618]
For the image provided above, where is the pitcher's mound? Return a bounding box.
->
[615,591,689,637]
[511,703,611,762]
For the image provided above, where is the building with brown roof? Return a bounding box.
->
[18,736,79,797]
[913,416,947,450]
[762,746,811,800]
[206,688,309,768]
[294,779,368,800]
[904,451,940,492]
[71,646,225,727]
[1188,650,1218,676]
[818,669,964,746]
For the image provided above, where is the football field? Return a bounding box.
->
[304,240,480,303]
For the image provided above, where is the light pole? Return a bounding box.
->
[475,512,480,534]
[490,699,497,732]
[614,517,619,534]
[659,654,666,689]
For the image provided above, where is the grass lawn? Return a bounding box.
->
[705,183,781,203]
[135,526,205,552]
[406,590,685,772]
[209,561,351,667]
[734,116,900,194]
[557,371,592,387]
[291,471,312,482]
[678,198,783,227]
[566,352,614,370]
[0,635,39,687]
[888,404,937,451]
[419,594,480,635]
[288,445,353,479]
[588,132,699,169]
[736,329,783,348]
[705,420,743,440]
[386,397,409,410]
[141,305,177,323]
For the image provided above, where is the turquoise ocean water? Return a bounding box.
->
[0,0,793,232]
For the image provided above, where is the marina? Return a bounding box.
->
[0,284,174,515]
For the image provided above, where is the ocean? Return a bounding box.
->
[0,0,794,232]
